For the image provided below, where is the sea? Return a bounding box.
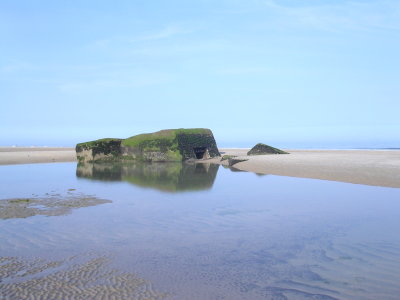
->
[1,162,400,299]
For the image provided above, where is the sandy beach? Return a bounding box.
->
[1,147,399,188]
[214,148,400,188]
[0,147,76,165]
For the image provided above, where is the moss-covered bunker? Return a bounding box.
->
[76,128,220,162]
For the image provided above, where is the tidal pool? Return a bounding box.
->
[1,162,400,299]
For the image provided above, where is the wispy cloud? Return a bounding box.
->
[127,38,229,57]
[57,71,173,93]
[139,25,192,41]
[0,61,36,73]
[1,59,173,92]
[216,66,269,75]
[262,0,400,32]
[89,24,194,50]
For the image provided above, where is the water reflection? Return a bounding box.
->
[76,162,220,192]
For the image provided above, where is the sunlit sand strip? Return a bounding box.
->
[210,149,400,188]
[0,147,76,165]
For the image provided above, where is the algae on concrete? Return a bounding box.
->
[247,143,289,155]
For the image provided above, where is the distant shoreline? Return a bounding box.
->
[1,147,399,188]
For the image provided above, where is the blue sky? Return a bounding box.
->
[1,0,399,148]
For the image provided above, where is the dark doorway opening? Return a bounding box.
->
[193,147,207,159]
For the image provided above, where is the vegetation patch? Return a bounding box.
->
[76,138,122,151]
[9,198,30,204]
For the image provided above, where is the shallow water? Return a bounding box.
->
[1,162,400,299]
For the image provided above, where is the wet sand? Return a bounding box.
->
[0,147,76,165]
[211,149,400,188]
[0,192,111,219]
[0,191,167,299]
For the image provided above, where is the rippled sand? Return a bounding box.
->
[0,254,167,300]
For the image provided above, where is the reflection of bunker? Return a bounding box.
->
[76,162,219,192]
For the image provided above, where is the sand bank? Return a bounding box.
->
[212,149,400,188]
[0,147,76,165]
[1,147,399,188]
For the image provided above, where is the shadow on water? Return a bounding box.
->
[76,162,220,193]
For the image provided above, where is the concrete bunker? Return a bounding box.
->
[76,128,220,163]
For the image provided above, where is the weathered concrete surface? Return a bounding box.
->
[76,129,220,163]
